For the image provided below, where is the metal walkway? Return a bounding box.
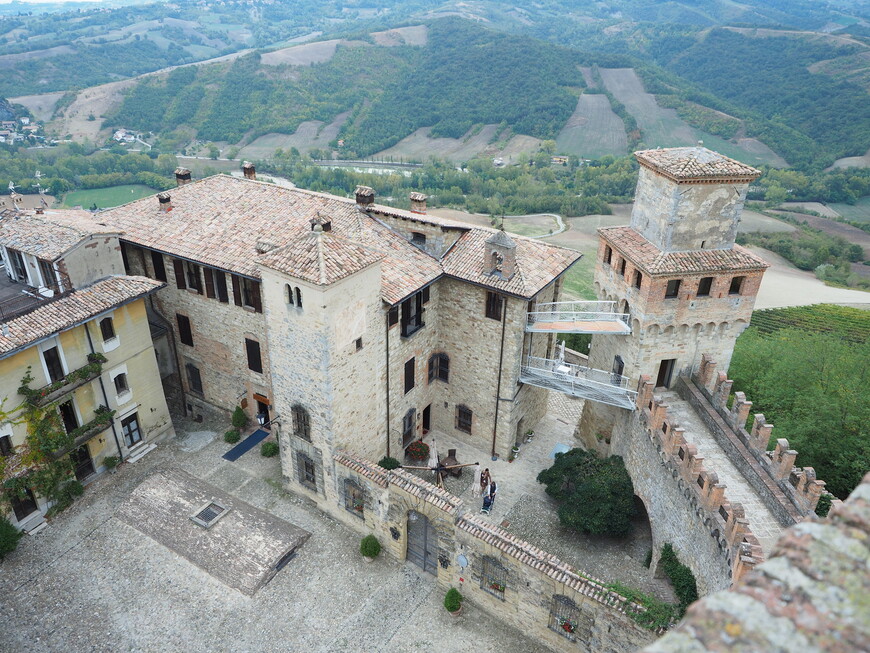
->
[519,356,637,410]
[526,301,631,334]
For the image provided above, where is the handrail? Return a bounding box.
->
[522,355,632,389]
[528,300,630,325]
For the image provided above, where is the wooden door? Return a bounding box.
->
[11,488,38,522]
[70,445,95,481]
[406,511,438,575]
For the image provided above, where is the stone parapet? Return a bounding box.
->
[687,355,826,517]
[635,376,765,585]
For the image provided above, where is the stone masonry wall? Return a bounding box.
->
[323,452,657,653]
[612,375,765,594]
[124,244,271,422]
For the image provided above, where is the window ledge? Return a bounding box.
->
[102,337,120,353]
[116,390,132,405]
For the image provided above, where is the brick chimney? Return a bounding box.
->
[355,185,375,207]
[157,192,172,212]
[409,192,427,214]
[242,162,256,180]
[485,228,517,280]
[174,167,192,186]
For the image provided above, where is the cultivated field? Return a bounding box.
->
[237,111,351,159]
[597,68,786,167]
[260,39,349,66]
[370,25,428,46]
[771,210,870,258]
[10,91,65,121]
[830,197,870,222]
[830,147,870,170]
[375,124,541,163]
[556,93,627,158]
[61,184,157,209]
[779,201,842,218]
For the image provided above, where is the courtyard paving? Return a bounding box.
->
[410,392,676,602]
[0,418,549,653]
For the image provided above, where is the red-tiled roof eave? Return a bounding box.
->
[636,159,759,185]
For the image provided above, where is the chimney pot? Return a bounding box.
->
[409,192,427,214]
[355,185,375,206]
[174,167,192,186]
[242,162,256,180]
[157,192,172,212]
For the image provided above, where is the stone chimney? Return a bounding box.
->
[35,206,44,215]
[174,167,192,186]
[157,192,172,212]
[355,186,375,207]
[310,212,332,232]
[409,192,427,214]
[242,162,256,180]
[485,228,517,280]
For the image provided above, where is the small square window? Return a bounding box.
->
[0,435,13,457]
[697,277,713,297]
[355,337,363,351]
[113,373,129,394]
[603,246,612,264]
[485,292,503,321]
[99,317,116,341]
[633,270,643,289]
[729,276,745,295]
[618,259,626,276]
[665,279,681,299]
[456,405,472,434]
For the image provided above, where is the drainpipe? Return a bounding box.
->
[385,310,391,458]
[83,322,125,461]
[491,295,508,459]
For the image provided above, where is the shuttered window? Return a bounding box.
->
[404,357,415,394]
[245,338,262,373]
[204,268,216,299]
[176,314,193,346]
[173,259,186,290]
[151,251,167,281]
[214,271,229,303]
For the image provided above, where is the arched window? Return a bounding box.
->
[428,353,449,383]
[292,404,311,441]
[296,287,303,308]
[286,284,295,306]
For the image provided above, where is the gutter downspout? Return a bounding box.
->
[385,310,391,458]
[491,295,508,459]
[83,322,125,461]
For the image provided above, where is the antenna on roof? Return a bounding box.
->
[8,181,14,192]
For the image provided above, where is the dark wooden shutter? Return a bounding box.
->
[173,259,186,290]
[250,281,262,313]
[404,357,415,393]
[215,271,229,303]
[151,251,167,282]
[176,314,193,346]
[231,274,242,306]
[204,268,216,299]
[421,286,430,304]
[388,306,399,327]
[191,264,203,295]
[245,338,262,373]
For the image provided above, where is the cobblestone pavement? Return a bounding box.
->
[0,418,548,653]
[660,390,783,553]
[409,392,676,603]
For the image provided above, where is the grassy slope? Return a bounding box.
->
[61,184,156,209]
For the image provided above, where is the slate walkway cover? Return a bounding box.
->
[117,468,310,596]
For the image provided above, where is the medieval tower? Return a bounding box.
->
[575,146,769,446]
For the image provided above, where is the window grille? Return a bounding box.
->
[402,409,416,448]
[186,363,203,394]
[549,595,581,641]
[292,405,311,441]
[480,556,507,600]
[485,291,503,320]
[344,479,365,518]
[456,405,472,434]
[428,353,449,383]
[297,452,317,490]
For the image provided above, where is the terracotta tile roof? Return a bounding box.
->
[333,452,388,488]
[442,228,582,298]
[100,176,577,304]
[259,230,384,286]
[0,209,121,261]
[0,276,163,357]
[635,147,761,182]
[600,226,768,275]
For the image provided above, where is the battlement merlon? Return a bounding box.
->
[630,147,762,253]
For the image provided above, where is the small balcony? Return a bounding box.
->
[0,274,64,322]
[50,407,115,460]
[520,356,637,410]
[526,301,631,335]
[19,353,107,406]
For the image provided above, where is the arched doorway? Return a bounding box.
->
[406,510,438,574]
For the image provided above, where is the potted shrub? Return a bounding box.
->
[444,587,463,617]
[406,440,430,461]
[224,429,240,444]
[360,534,381,562]
[377,456,400,470]
[103,455,119,473]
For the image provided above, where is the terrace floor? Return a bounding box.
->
[0,272,46,321]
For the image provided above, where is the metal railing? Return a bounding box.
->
[0,282,64,322]
[526,301,631,334]
[520,355,637,410]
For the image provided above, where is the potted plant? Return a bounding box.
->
[444,587,463,617]
[224,429,240,444]
[406,440,430,461]
[103,455,119,473]
[360,534,381,562]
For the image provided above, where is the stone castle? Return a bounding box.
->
[0,147,853,651]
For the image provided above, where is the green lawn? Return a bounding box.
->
[61,185,158,209]
[559,255,597,300]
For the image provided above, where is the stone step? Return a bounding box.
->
[20,514,47,535]
[126,443,157,464]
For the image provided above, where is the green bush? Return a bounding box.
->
[65,480,84,498]
[260,441,279,458]
[815,493,833,518]
[0,516,23,560]
[224,429,240,444]
[231,406,248,430]
[377,456,400,470]
[103,455,119,470]
[659,544,698,616]
[360,534,381,559]
[444,587,463,612]
[537,448,635,536]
